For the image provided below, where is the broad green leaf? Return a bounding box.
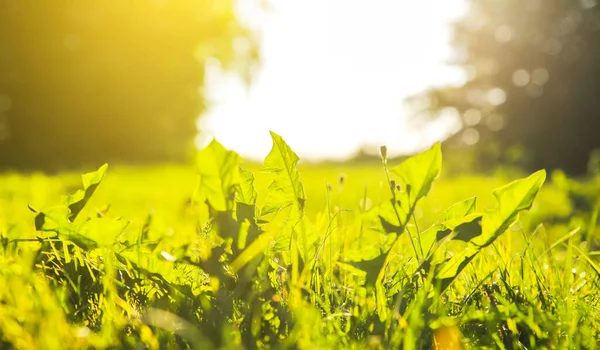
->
[261,131,308,251]
[66,163,108,222]
[348,254,387,287]
[379,215,401,234]
[236,167,257,205]
[34,206,99,250]
[436,253,478,292]
[377,200,402,234]
[390,142,441,209]
[420,214,482,258]
[34,206,70,232]
[368,144,442,306]
[495,170,546,215]
[419,223,450,257]
[443,197,476,221]
[234,168,261,249]
[262,131,306,214]
[296,215,318,262]
[63,231,98,251]
[78,217,130,247]
[196,139,241,212]
[452,215,483,242]
[435,170,546,291]
[476,169,547,247]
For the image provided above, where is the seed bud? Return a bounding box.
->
[380,145,387,159]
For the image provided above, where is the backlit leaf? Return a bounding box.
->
[66,163,108,222]
[196,139,241,212]
[262,131,306,214]
[435,170,546,291]
[390,143,441,209]
[443,197,476,221]
[261,131,307,251]
[236,167,257,205]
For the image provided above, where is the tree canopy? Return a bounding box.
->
[411,0,600,175]
[0,0,258,170]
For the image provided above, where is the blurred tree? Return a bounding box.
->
[0,0,258,170]
[410,0,600,175]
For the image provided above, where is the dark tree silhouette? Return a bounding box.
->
[0,0,258,170]
[410,0,600,175]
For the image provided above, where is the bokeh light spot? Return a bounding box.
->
[512,69,531,87]
[462,127,480,145]
[463,109,482,126]
[487,88,506,106]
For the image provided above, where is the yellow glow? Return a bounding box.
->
[198,0,469,160]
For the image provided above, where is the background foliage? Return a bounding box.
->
[0,0,258,170]
[411,0,600,174]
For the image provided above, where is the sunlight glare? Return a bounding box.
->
[198,0,469,161]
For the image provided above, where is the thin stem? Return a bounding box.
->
[382,157,421,260]
[408,189,425,258]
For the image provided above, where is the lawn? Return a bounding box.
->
[0,134,598,349]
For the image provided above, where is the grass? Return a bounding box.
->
[0,134,599,349]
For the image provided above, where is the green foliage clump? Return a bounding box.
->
[0,133,599,349]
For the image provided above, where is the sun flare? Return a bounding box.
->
[198,0,469,161]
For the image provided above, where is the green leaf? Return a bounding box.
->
[370,143,442,295]
[476,169,547,247]
[261,131,308,251]
[66,163,108,222]
[390,143,441,209]
[236,167,257,205]
[262,131,306,214]
[196,139,241,212]
[296,215,318,262]
[494,170,546,215]
[379,215,402,234]
[348,254,387,287]
[77,217,130,247]
[436,254,478,292]
[452,215,483,242]
[34,206,99,250]
[443,197,476,221]
[63,232,98,251]
[420,214,482,258]
[34,206,70,232]
[435,170,546,291]
[234,168,260,250]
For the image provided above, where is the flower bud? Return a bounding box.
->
[380,145,387,159]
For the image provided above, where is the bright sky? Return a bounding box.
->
[196,0,469,161]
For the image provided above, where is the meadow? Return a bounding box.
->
[0,132,599,349]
